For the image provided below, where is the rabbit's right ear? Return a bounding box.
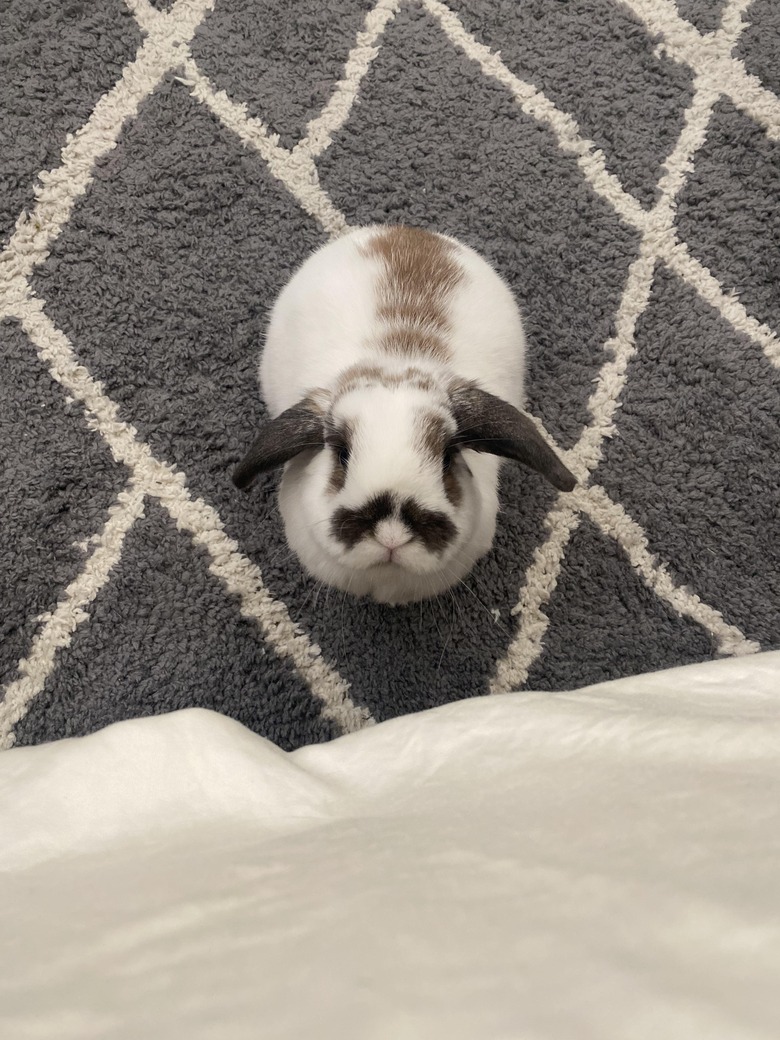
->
[450,384,576,492]
[233,400,326,489]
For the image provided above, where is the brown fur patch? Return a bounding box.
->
[362,227,463,360]
[443,468,462,508]
[303,388,331,415]
[335,363,437,399]
[416,410,462,507]
[417,410,450,463]
[377,326,450,360]
[325,418,354,494]
[328,464,346,494]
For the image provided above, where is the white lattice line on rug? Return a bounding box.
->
[491,0,761,691]
[625,0,780,142]
[178,58,349,237]
[131,0,401,210]
[294,0,404,160]
[0,481,147,749]
[125,0,168,32]
[0,0,370,738]
[576,485,760,659]
[0,0,215,296]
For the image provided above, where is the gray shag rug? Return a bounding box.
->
[1,0,779,750]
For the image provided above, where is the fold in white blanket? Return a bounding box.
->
[2,653,779,1039]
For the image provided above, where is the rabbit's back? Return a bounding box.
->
[261,226,526,416]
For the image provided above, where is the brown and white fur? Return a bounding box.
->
[234,226,575,605]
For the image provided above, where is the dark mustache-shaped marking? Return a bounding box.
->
[332,493,395,549]
[399,500,456,553]
[332,493,456,554]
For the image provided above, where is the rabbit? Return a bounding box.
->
[233,225,576,605]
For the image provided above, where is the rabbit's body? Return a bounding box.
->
[235,225,575,604]
[261,226,525,415]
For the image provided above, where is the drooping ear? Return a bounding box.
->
[233,401,326,489]
[450,385,577,492]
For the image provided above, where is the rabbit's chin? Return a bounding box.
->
[280,499,494,605]
[291,539,487,605]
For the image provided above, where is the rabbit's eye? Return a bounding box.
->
[336,444,350,468]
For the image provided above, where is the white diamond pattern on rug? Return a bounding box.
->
[0,322,129,694]
[0,0,778,748]
[190,0,379,150]
[13,500,343,749]
[445,0,697,207]
[0,0,143,244]
[676,97,780,333]
[595,265,780,648]
[525,517,716,691]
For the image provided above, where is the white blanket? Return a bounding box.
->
[2,653,780,1039]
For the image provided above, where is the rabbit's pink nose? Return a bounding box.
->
[375,521,413,553]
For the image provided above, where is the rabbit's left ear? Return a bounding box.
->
[451,385,577,492]
[233,399,325,489]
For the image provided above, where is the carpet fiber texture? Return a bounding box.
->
[1,0,779,750]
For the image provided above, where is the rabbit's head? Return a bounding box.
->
[234,362,575,604]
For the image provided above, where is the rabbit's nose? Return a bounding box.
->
[375,519,413,552]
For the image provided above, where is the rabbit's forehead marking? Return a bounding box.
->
[361,226,463,360]
[334,363,438,398]
[376,326,450,360]
[325,414,354,445]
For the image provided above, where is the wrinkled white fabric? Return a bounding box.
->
[1,653,779,1040]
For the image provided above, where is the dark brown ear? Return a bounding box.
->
[233,402,325,489]
[451,385,576,492]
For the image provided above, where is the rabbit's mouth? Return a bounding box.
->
[350,537,431,573]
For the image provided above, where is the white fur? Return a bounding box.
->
[259,226,527,605]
